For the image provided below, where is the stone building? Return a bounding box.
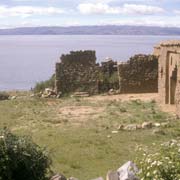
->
[118,54,158,93]
[154,40,180,116]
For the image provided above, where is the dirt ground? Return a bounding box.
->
[57,93,176,124]
[88,93,176,115]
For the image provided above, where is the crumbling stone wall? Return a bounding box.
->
[154,40,180,116]
[99,59,119,92]
[118,54,158,93]
[55,51,158,96]
[55,50,100,94]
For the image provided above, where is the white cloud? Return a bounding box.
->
[174,10,180,14]
[99,17,180,27]
[78,3,119,14]
[122,4,164,14]
[0,5,65,18]
[78,3,164,15]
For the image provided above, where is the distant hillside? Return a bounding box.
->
[0,25,180,35]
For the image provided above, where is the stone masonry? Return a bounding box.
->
[118,54,158,93]
[55,50,100,94]
[154,40,180,116]
[55,51,158,96]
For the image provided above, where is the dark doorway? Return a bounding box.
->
[170,65,177,104]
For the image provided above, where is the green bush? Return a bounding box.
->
[135,140,180,180]
[0,128,51,180]
[34,75,55,93]
[0,92,9,100]
[98,72,119,92]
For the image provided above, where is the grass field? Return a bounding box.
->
[0,92,180,179]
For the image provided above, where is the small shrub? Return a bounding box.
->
[0,92,9,100]
[34,74,55,93]
[135,140,180,180]
[0,128,51,180]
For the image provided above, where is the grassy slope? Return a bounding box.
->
[0,94,180,179]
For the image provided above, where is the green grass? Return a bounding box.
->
[0,93,179,180]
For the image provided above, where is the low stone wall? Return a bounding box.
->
[118,54,158,93]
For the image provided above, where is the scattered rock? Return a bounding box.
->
[117,124,124,130]
[40,88,57,98]
[154,123,161,127]
[136,125,142,129]
[142,122,152,129]
[50,174,67,180]
[153,128,166,135]
[68,177,79,180]
[56,92,62,98]
[30,94,35,97]
[124,124,137,131]
[10,96,17,100]
[108,89,115,95]
[111,131,118,134]
[117,161,139,180]
[91,177,104,180]
[161,122,170,128]
[106,170,119,180]
[107,135,112,138]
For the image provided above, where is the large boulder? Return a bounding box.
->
[117,161,139,180]
[106,170,119,180]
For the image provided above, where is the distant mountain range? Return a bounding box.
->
[0,25,180,35]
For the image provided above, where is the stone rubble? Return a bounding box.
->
[51,161,139,180]
[106,171,119,180]
[50,174,67,180]
[117,161,139,180]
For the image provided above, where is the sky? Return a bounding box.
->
[0,0,180,28]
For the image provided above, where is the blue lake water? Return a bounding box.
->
[0,35,180,91]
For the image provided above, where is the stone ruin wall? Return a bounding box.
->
[55,50,100,94]
[154,41,180,116]
[55,51,158,96]
[118,54,158,93]
[99,59,119,92]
